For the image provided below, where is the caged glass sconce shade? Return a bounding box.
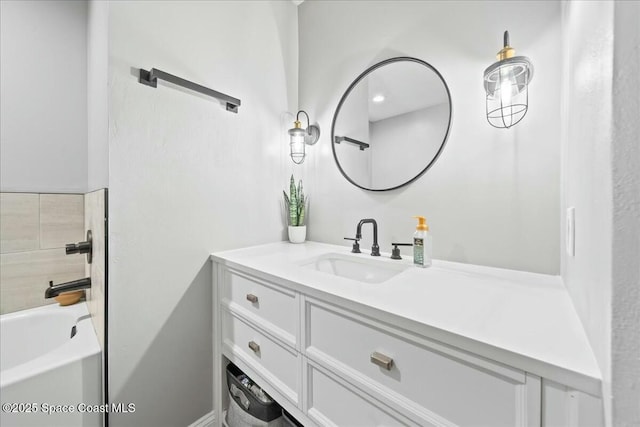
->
[288,110,320,164]
[483,31,534,128]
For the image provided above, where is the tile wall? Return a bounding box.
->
[85,189,106,349]
[0,193,86,314]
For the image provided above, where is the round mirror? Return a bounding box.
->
[331,57,452,191]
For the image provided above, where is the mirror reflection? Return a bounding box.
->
[332,57,452,191]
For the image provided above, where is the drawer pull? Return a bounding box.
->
[248,341,260,353]
[370,351,393,370]
[246,294,259,303]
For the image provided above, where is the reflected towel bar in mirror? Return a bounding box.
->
[138,68,241,113]
[334,136,370,151]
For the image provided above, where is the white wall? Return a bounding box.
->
[611,2,640,425]
[561,1,640,425]
[611,2,640,423]
[560,0,613,421]
[299,0,561,274]
[87,0,109,192]
[0,0,88,193]
[107,1,298,425]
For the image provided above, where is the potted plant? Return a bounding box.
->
[283,175,307,243]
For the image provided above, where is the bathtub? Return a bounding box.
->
[1,302,102,427]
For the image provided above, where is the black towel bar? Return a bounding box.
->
[138,68,241,113]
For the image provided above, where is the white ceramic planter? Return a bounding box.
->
[288,225,307,243]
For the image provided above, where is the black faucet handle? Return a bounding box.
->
[65,241,91,255]
[390,243,412,260]
[344,237,361,253]
[65,230,93,264]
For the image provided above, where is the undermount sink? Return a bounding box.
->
[301,252,410,284]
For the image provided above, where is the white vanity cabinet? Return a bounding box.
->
[215,266,540,426]
[212,242,603,427]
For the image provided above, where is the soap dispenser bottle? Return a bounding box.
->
[413,216,432,268]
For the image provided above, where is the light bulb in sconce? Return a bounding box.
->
[499,66,516,114]
[372,94,385,103]
[483,30,533,129]
[288,110,320,164]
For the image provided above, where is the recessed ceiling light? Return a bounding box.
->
[372,94,385,103]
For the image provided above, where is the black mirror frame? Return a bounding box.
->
[331,57,453,192]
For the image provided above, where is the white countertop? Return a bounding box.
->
[211,241,601,396]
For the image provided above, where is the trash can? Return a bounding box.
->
[226,363,283,427]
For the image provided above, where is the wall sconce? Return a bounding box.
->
[483,31,534,128]
[288,110,320,164]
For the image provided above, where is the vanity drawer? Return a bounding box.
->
[221,309,300,405]
[307,361,419,427]
[221,269,298,346]
[306,299,535,427]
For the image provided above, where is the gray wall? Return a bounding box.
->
[87,0,109,192]
[0,1,88,193]
[298,0,562,275]
[106,2,298,425]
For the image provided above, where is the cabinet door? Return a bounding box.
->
[306,298,541,426]
[543,380,603,427]
[306,360,422,427]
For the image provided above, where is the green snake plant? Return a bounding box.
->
[283,175,306,226]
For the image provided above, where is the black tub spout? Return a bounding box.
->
[45,277,91,299]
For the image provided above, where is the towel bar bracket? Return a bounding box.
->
[138,68,158,88]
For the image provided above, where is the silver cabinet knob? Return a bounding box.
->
[248,341,260,353]
[246,294,258,303]
[370,351,393,370]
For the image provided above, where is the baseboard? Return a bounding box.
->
[189,410,215,427]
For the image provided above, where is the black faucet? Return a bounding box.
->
[45,277,91,299]
[356,218,380,256]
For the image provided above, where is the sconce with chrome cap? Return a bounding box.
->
[288,110,320,164]
[483,31,534,129]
